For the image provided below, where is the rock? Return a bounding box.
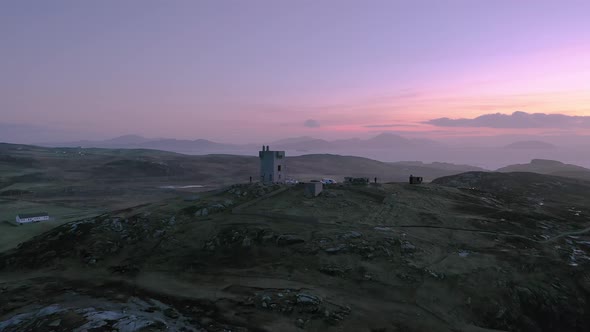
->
[210,203,225,211]
[163,308,179,319]
[48,319,61,327]
[260,295,272,309]
[242,237,252,248]
[295,318,307,329]
[326,310,347,324]
[340,231,362,240]
[324,244,347,254]
[424,268,445,280]
[296,293,321,306]
[261,233,276,243]
[277,234,305,246]
[319,265,350,276]
[400,241,416,253]
[111,220,123,232]
[374,226,394,232]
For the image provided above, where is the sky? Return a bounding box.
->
[1,0,590,143]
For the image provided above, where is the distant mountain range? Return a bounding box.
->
[43,133,441,153]
[25,133,590,170]
[496,159,590,181]
[503,140,556,149]
[270,133,440,151]
[390,161,486,172]
[0,142,488,184]
[43,134,572,154]
[4,141,590,182]
[44,135,248,153]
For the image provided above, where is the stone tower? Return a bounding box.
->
[259,145,286,183]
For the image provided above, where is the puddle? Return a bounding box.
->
[158,185,205,189]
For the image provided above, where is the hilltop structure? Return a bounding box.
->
[259,145,286,183]
[409,175,423,184]
[344,177,370,185]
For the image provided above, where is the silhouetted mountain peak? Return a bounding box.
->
[529,159,564,166]
[104,135,150,145]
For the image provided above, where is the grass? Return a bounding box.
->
[0,199,101,252]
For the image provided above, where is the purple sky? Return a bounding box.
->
[1,0,590,143]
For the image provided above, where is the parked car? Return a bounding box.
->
[321,178,337,184]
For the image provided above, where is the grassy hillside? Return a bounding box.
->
[0,143,487,187]
[0,143,488,253]
[496,159,590,181]
[433,171,590,207]
[1,174,589,331]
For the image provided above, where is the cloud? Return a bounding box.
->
[364,124,419,128]
[425,111,590,128]
[304,119,321,128]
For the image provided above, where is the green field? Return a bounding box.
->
[0,198,102,252]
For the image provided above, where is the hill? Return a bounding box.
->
[0,143,484,252]
[497,159,590,181]
[273,133,440,151]
[433,171,590,203]
[0,143,483,186]
[390,160,485,172]
[1,173,589,331]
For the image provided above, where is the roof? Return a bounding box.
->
[17,212,49,218]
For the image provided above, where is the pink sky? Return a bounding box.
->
[1,1,590,143]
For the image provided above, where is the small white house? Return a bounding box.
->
[16,212,50,224]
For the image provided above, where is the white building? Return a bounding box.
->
[16,212,50,224]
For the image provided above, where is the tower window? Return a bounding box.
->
[278,165,282,171]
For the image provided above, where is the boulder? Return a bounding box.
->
[296,293,322,306]
[324,244,347,254]
[242,237,252,248]
[400,241,416,253]
[340,231,362,240]
[277,234,305,246]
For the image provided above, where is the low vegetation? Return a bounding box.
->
[1,143,590,331]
